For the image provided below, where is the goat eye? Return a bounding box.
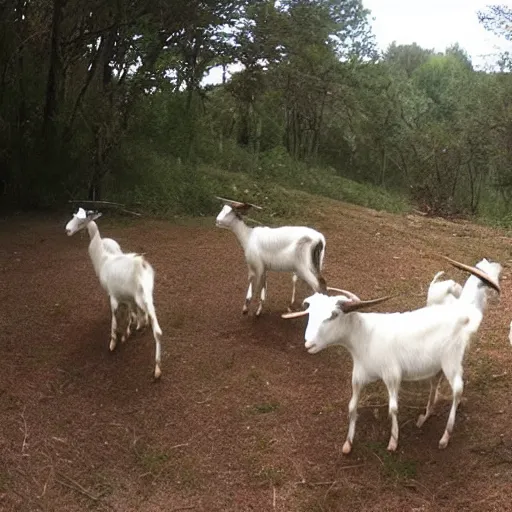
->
[327,311,339,321]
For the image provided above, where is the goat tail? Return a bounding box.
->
[430,271,445,285]
[312,239,325,274]
[311,239,327,293]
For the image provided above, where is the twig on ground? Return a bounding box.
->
[55,472,107,501]
[369,449,384,467]
[170,443,189,450]
[36,466,54,499]
[302,480,337,486]
[273,486,276,509]
[20,406,29,456]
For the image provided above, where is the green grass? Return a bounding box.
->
[250,402,280,415]
[101,140,411,223]
[361,442,418,482]
[362,442,417,481]
[200,165,410,223]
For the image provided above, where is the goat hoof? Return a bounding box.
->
[109,339,117,351]
[387,439,398,452]
[342,441,352,455]
[416,415,426,428]
[438,432,450,449]
[154,365,162,380]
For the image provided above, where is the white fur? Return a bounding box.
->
[424,259,502,408]
[65,208,163,379]
[292,261,501,453]
[216,204,326,315]
[426,271,462,306]
[427,259,501,312]
[102,238,122,255]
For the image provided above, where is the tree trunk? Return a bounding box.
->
[42,0,66,139]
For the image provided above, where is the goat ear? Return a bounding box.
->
[76,207,87,219]
[86,210,102,221]
[232,203,252,215]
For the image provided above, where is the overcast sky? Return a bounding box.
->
[205,1,507,84]
[363,0,507,68]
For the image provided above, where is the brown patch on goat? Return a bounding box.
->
[317,275,327,293]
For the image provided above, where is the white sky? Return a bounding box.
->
[363,0,508,68]
[205,0,508,84]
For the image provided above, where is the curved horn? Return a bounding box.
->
[281,310,309,319]
[339,296,394,314]
[441,256,501,293]
[326,287,361,301]
[246,202,263,210]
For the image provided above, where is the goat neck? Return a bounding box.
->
[87,221,109,277]
[229,215,253,250]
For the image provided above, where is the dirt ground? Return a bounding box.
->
[2,201,512,512]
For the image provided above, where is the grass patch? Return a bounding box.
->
[201,165,410,224]
[255,465,286,487]
[102,139,411,223]
[0,470,11,493]
[137,447,170,475]
[362,442,417,481]
[135,443,199,489]
[249,402,280,415]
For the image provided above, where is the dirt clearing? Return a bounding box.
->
[1,203,512,511]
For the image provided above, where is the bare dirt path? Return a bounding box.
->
[1,203,512,511]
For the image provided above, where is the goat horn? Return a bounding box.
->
[339,296,394,314]
[441,256,501,293]
[214,196,263,210]
[215,196,245,207]
[281,310,309,319]
[326,287,361,301]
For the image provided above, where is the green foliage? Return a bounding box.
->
[1,0,512,227]
[103,139,216,216]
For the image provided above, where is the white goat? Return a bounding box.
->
[426,271,462,306]
[215,198,327,316]
[424,258,502,411]
[283,258,501,453]
[426,257,501,311]
[65,208,163,379]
